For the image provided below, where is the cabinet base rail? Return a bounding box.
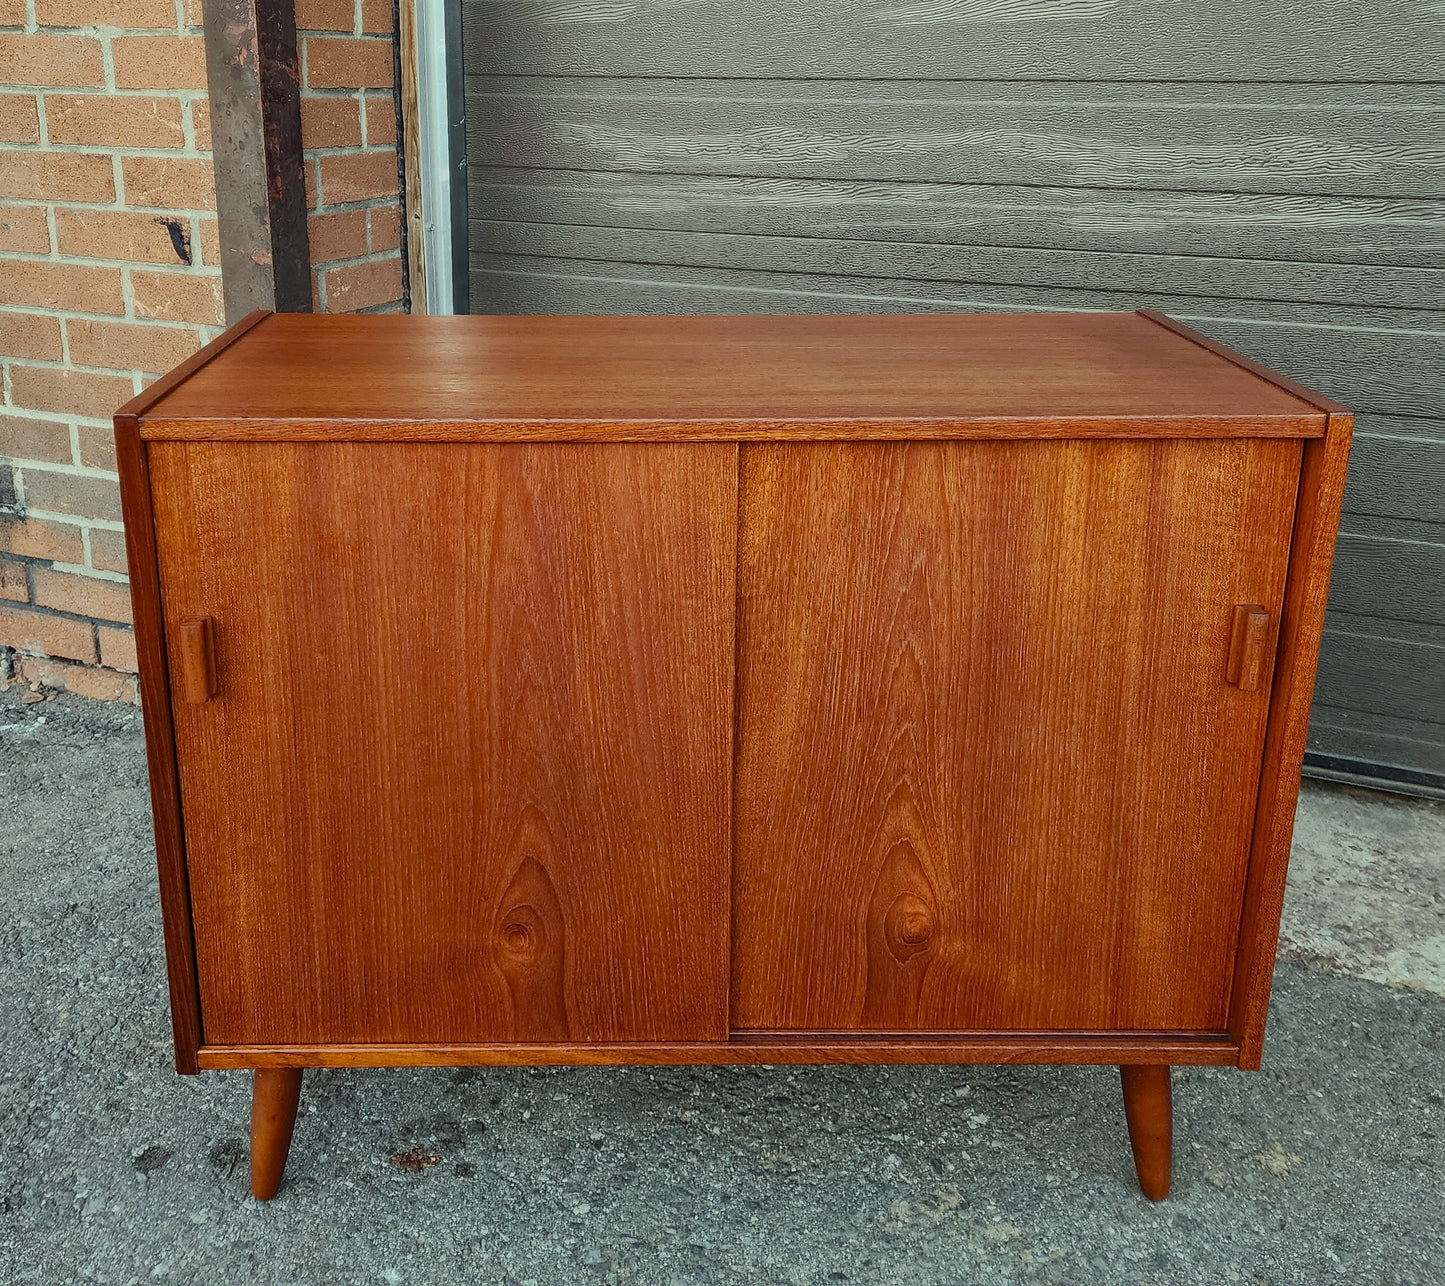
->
[201,1032,1239,1070]
[246,1061,1177,1201]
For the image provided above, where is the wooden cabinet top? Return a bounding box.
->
[123,309,1342,441]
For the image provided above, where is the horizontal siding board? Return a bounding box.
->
[469,253,1445,417]
[473,219,1445,310]
[467,80,1445,198]
[1307,707,1445,779]
[1343,421,1445,523]
[1313,629,1445,723]
[462,0,1445,81]
[1328,534,1445,626]
[471,168,1445,269]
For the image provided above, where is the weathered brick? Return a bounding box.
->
[36,0,177,26]
[19,469,122,523]
[55,207,195,265]
[0,411,70,462]
[308,207,368,263]
[319,148,396,204]
[196,216,219,267]
[0,604,96,662]
[301,94,363,148]
[0,203,51,254]
[363,93,396,146]
[46,93,185,149]
[304,158,318,207]
[305,37,393,89]
[0,260,125,314]
[0,91,40,143]
[182,0,202,25]
[131,269,224,324]
[68,319,200,374]
[0,150,115,203]
[297,0,357,32]
[87,526,127,574]
[122,155,216,211]
[189,96,210,150]
[0,314,64,363]
[98,624,137,672]
[113,36,208,90]
[13,653,137,701]
[360,0,391,34]
[370,201,401,253]
[323,254,402,312]
[33,566,132,624]
[9,367,134,421]
[0,0,26,25]
[0,560,27,603]
[0,34,105,88]
[0,515,84,563]
[77,425,117,472]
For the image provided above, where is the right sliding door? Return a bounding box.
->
[733,438,1302,1033]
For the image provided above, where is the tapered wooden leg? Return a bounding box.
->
[1120,1065,1172,1200]
[250,1068,303,1200]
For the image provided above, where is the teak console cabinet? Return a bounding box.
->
[116,311,1352,1202]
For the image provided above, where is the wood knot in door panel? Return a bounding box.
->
[494,857,569,1040]
[863,841,940,1028]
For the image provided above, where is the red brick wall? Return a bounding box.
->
[2,0,404,703]
[298,0,403,312]
[1,0,221,703]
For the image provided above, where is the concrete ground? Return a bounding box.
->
[1,689,1442,1286]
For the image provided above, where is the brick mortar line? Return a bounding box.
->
[1,547,130,589]
[5,458,121,481]
[314,249,402,271]
[0,597,131,630]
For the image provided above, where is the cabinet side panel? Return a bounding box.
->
[733,438,1301,1032]
[115,418,203,1073]
[149,441,736,1045]
[1230,413,1354,1066]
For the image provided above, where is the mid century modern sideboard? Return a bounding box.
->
[114,310,1352,1201]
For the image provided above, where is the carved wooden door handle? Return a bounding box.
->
[1226,604,1271,692]
[177,615,218,703]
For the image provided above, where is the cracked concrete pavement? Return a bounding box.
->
[2,689,1443,1285]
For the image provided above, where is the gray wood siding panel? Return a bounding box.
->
[1309,706,1445,780]
[472,168,1445,269]
[467,80,1445,198]
[1329,535,1445,627]
[1344,421,1445,524]
[1314,630,1445,724]
[473,219,1445,310]
[462,0,1445,81]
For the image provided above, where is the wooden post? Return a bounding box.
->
[201,0,312,321]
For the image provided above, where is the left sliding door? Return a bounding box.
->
[150,441,737,1047]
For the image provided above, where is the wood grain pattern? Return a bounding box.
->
[733,438,1302,1032]
[1227,606,1271,693]
[249,1068,303,1200]
[461,0,1444,80]
[469,257,1437,421]
[195,1033,1241,1069]
[148,440,736,1046]
[114,418,204,1074]
[1120,1064,1173,1201]
[466,79,1445,198]
[470,168,1445,270]
[1229,413,1355,1066]
[136,312,1320,437]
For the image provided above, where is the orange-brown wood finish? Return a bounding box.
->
[1120,1065,1173,1201]
[114,310,1352,1201]
[135,312,1325,442]
[250,1068,303,1200]
[733,439,1301,1033]
[148,441,736,1046]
